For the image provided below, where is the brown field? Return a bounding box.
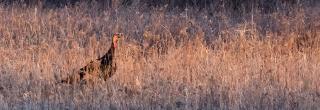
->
[0,1,319,110]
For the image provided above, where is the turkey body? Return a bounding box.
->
[60,33,121,85]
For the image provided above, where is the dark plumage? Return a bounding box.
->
[60,33,122,84]
[97,33,119,80]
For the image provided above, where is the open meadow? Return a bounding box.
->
[0,1,319,109]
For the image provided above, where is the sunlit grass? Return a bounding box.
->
[0,2,319,110]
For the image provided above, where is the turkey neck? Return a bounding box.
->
[110,41,116,55]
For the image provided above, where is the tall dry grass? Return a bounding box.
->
[0,2,319,110]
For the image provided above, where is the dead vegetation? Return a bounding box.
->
[0,1,319,110]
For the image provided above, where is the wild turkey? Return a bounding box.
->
[96,33,122,80]
[61,33,123,84]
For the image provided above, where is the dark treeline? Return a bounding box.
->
[0,0,319,13]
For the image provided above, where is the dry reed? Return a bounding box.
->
[0,2,319,110]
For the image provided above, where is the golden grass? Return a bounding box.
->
[0,4,319,110]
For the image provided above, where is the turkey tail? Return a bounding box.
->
[54,73,66,84]
[55,76,69,84]
[56,74,78,84]
[60,77,70,84]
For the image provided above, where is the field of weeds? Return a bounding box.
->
[0,1,319,110]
